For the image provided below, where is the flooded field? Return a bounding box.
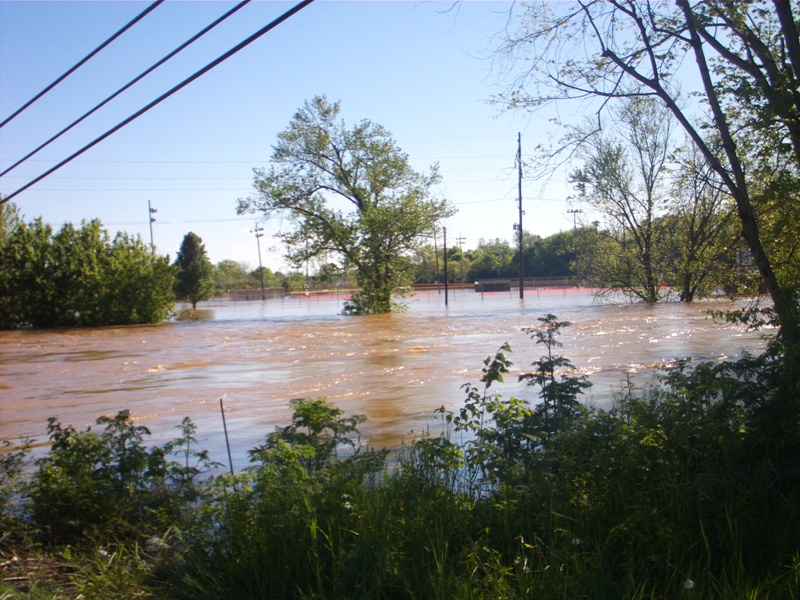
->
[0,288,767,470]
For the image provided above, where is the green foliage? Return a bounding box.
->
[211,260,288,293]
[99,231,175,325]
[0,211,174,328]
[408,232,578,287]
[433,343,534,496]
[173,232,215,309]
[238,95,454,314]
[0,200,22,245]
[29,411,216,546]
[519,314,590,436]
[522,230,577,279]
[466,237,517,281]
[213,259,252,291]
[662,143,737,301]
[409,243,444,284]
[249,398,375,472]
[496,0,800,361]
[705,2,800,308]
[570,97,674,303]
[184,398,391,599]
[0,440,31,536]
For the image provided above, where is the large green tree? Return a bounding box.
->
[0,211,174,328]
[496,0,800,361]
[526,230,577,279]
[213,259,253,292]
[466,238,517,282]
[237,96,454,314]
[174,232,215,309]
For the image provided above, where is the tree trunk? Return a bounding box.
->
[679,1,800,359]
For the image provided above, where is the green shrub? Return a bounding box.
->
[29,411,216,546]
[0,439,31,537]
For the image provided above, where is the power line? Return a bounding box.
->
[106,217,250,226]
[0,0,251,179]
[0,0,316,206]
[2,153,513,165]
[0,1,164,129]
[0,185,564,205]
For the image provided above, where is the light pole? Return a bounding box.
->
[516,133,524,299]
[443,226,448,307]
[567,208,583,230]
[432,223,440,291]
[251,223,266,301]
[456,235,466,283]
[148,200,157,251]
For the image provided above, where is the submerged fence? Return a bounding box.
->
[206,277,586,305]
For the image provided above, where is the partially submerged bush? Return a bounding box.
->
[27,410,218,546]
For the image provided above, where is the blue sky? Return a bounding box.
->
[0,0,577,272]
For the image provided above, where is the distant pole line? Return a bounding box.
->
[0,0,315,205]
[0,0,251,179]
[0,0,164,129]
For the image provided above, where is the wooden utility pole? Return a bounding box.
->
[148,200,156,251]
[517,133,524,299]
[443,226,449,306]
[456,234,466,283]
[433,223,440,293]
[251,223,266,301]
[568,208,583,230]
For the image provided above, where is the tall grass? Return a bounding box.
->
[2,316,799,598]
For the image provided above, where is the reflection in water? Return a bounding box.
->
[0,289,766,470]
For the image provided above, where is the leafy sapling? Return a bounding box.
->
[520,314,591,438]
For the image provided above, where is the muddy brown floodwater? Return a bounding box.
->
[0,288,767,470]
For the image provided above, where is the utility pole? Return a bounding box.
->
[567,208,583,230]
[251,223,266,301]
[443,226,449,307]
[517,133,524,299]
[305,238,310,294]
[148,200,157,251]
[456,234,466,283]
[432,223,440,292]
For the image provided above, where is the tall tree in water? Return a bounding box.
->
[237,96,454,314]
[665,143,735,301]
[174,232,214,310]
[570,97,672,302]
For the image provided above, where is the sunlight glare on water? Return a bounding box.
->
[0,289,766,470]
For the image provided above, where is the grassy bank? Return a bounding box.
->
[2,316,798,599]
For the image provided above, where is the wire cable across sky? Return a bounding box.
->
[0,0,315,205]
[0,0,251,179]
[0,0,164,130]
